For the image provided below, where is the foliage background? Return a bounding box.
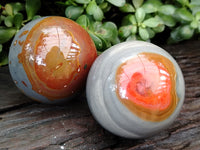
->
[0,0,200,66]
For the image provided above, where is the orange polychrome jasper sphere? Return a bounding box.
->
[86,41,185,138]
[9,16,97,103]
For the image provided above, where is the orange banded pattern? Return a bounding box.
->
[115,52,178,122]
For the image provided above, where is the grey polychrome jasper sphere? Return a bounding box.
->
[86,41,185,138]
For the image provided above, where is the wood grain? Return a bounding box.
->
[0,40,200,150]
[0,67,31,113]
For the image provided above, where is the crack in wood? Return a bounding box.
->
[0,102,33,114]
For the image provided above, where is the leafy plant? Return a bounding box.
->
[1,0,200,65]
[0,0,41,66]
[117,0,176,42]
[58,0,200,51]
[168,0,200,43]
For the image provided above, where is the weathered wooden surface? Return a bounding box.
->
[0,40,200,150]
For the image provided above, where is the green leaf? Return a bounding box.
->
[119,26,132,39]
[32,15,41,20]
[195,12,200,20]
[0,15,5,21]
[122,14,136,25]
[179,25,194,39]
[168,29,180,44]
[119,25,137,37]
[131,26,137,34]
[132,0,144,9]
[12,2,24,15]
[96,34,111,50]
[159,14,176,27]
[96,22,118,41]
[121,16,131,25]
[74,0,91,4]
[0,44,2,53]
[126,35,137,41]
[190,20,198,29]
[146,28,155,38]
[139,27,149,40]
[142,0,162,13]
[4,16,14,27]
[152,23,165,33]
[25,0,41,20]
[86,0,97,15]
[169,25,194,43]
[55,1,66,6]
[99,2,111,13]
[191,0,200,5]
[92,21,102,31]
[106,0,126,7]
[147,0,162,8]
[93,6,104,21]
[88,31,103,50]
[2,10,7,16]
[129,15,137,25]
[0,51,8,66]
[177,0,189,6]
[96,0,104,4]
[63,0,77,6]
[112,36,121,45]
[76,15,90,28]
[86,1,104,21]
[142,3,156,13]
[65,6,84,20]
[143,17,162,28]
[99,2,108,9]
[5,4,13,16]
[119,3,135,13]
[158,5,176,15]
[135,8,145,23]
[13,13,23,29]
[0,27,16,44]
[190,5,200,15]
[175,8,194,22]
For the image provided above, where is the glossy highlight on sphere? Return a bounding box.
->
[115,52,178,122]
[9,16,97,103]
[86,41,185,138]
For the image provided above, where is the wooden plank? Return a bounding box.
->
[0,67,31,112]
[0,40,200,150]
